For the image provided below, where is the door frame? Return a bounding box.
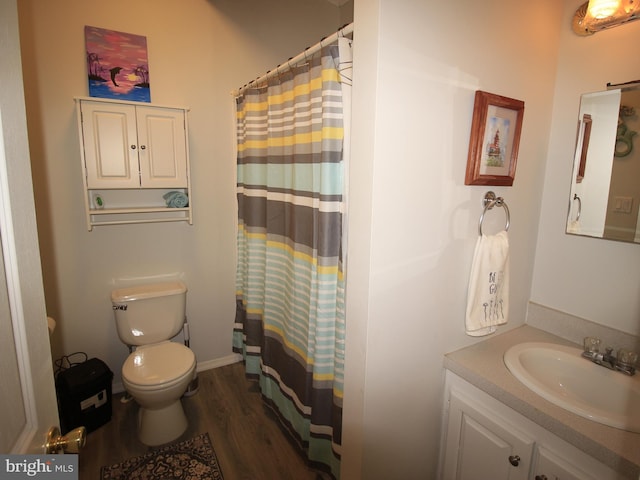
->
[1,0,60,454]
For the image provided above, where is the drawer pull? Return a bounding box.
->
[508,455,520,466]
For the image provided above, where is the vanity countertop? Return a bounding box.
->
[444,324,640,479]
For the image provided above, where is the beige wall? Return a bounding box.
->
[340,0,355,24]
[532,1,640,334]
[17,0,344,388]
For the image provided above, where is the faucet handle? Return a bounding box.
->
[617,349,638,367]
[583,336,601,353]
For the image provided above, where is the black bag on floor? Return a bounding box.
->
[55,356,113,434]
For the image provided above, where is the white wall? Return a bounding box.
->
[17,0,344,387]
[342,0,563,478]
[531,0,640,335]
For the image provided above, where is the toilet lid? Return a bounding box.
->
[123,342,195,387]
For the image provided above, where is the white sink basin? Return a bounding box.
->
[504,342,640,432]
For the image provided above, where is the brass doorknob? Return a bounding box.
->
[45,426,86,454]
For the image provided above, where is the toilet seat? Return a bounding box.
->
[123,341,195,391]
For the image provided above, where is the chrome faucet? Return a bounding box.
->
[581,337,637,376]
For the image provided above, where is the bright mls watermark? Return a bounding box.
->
[0,455,78,479]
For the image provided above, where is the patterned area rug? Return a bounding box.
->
[100,433,224,480]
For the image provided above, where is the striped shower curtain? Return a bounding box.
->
[233,43,348,478]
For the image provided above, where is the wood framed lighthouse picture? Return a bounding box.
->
[465,91,524,186]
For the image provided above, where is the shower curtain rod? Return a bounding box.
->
[233,22,353,96]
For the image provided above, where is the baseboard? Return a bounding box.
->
[196,353,243,372]
[112,353,243,394]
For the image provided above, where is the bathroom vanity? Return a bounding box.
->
[75,97,192,230]
[440,325,640,480]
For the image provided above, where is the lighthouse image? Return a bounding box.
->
[485,128,504,167]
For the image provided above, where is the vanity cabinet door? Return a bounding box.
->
[440,372,629,480]
[533,445,609,480]
[81,101,140,189]
[442,389,534,480]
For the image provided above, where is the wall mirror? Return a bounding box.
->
[567,84,640,243]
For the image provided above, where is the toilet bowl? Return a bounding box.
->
[111,281,196,446]
[122,341,196,446]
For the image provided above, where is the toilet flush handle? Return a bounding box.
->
[183,319,190,347]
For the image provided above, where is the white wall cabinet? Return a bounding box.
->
[440,371,627,480]
[75,97,192,230]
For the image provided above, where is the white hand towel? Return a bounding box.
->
[567,220,580,234]
[465,231,509,336]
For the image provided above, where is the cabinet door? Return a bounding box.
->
[81,101,140,188]
[135,106,188,188]
[442,390,534,480]
[533,445,605,480]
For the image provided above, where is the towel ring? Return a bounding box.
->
[478,191,510,236]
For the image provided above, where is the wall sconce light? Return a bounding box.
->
[573,0,640,35]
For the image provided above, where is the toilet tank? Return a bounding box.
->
[111,281,187,346]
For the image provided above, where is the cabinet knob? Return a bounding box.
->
[535,476,548,480]
[140,145,146,150]
[508,455,521,466]
[130,145,136,150]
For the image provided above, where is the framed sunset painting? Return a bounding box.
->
[85,26,151,102]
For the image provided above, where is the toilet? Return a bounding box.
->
[111,281,196,446]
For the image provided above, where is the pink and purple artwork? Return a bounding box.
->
[85,26,151,102]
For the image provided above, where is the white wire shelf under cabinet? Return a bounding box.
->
[84,188,192,231]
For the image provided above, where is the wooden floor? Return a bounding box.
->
[79,362,326,480]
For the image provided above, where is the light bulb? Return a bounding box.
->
[587,0,621,19]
